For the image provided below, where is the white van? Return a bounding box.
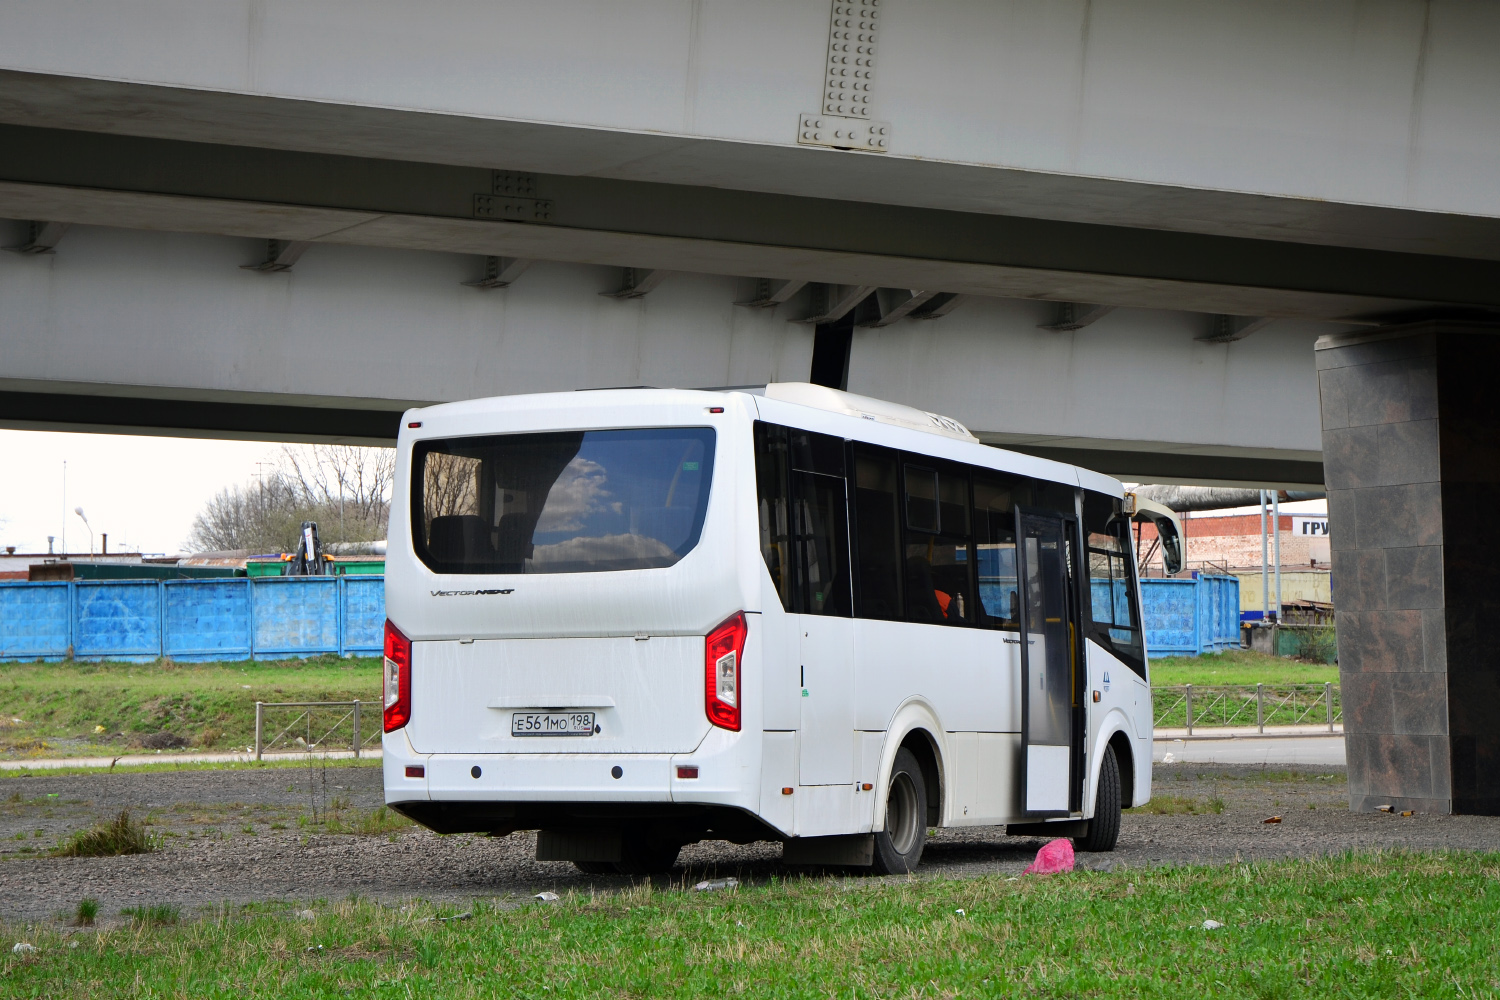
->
[383,383,1161,874]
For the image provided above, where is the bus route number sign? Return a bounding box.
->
[512,712,596,737]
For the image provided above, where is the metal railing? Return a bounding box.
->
[1152,683,1340,735]
[253,700,381,760]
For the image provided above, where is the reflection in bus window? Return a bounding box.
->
[412,428,714,574]
[903,466,971,625]
[793,469,852,617]
[1083,490,1145,675]
[853,448,902,620]
[973,475,1022,628]
[755,422,851,616]
[755,422,793,607]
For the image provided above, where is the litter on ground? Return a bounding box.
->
[1022,838,1075,876]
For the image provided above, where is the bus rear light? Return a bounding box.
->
[704,611,747,732]
[676,765,699,779]
[383,619,412,733]
[405,765,425,778]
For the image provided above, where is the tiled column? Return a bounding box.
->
[1316,323,1500,815]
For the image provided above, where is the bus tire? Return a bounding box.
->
[614,832,681,876]
[1075,743,1121,853]
[872,747,928,874]
[573,861,616,875]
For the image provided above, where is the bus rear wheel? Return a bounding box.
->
[1074,743,1121,852]
[872,747,927,874]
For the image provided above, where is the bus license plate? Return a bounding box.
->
[511,712,596,737]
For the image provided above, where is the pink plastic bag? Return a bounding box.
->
[1022,837,1075,875]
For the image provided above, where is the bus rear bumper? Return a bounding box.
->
[384,727,762,820]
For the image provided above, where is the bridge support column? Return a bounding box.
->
[1318,323,1500,815]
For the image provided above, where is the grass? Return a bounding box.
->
[319,805,412,837]
[0,655,380,758]
[50,810,154,858]
[1150,649,1339,687]
[74,899,98,926]
[118,904,179,926]
[1125,794,1225,815]
[3,852,1499,997]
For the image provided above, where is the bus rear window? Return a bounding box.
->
[411,428,715,574]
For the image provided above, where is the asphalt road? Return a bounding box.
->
[1153,736,1346,767]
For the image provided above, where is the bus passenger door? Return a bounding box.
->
[1017,513,1079,815]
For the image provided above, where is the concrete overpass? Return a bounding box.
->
[4,1,1500,488]
[2,2,1498,811]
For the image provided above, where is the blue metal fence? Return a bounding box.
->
[1139,574,1241,657]
[0,577,385,662]
[2,573,1236,662]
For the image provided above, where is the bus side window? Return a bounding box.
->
[973,474,1022,629]
[753,422,794,610]
[1083,490,1146,677]
[789,430,851,617]
[852,447,902,620]
[902,463,973,625]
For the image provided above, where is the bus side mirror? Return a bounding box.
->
[1156,523,1184,576]
[1128,495,1185,576]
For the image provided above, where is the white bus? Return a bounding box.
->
[383,383,1171,874]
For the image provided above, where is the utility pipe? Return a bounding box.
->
[1272,492,1283,622]
[1260,490,1270,620]
[1132,485,1325,513]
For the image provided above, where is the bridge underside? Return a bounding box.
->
[2,221,1328,487]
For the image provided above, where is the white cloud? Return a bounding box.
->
[534,457,612,534]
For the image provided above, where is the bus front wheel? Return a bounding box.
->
[1074,743,1121,852]
[872,747,927,874]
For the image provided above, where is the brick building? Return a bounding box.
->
[1136,511,1332,612]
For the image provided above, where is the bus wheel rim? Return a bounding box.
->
[887,772,919,855]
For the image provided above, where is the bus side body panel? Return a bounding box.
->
[1082,640,1154,815]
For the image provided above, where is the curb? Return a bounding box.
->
[0,749,383,771]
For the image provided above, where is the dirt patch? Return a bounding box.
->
[134,732,189,751]
[0,761,1495,923]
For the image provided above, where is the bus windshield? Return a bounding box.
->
[411,427,715,574]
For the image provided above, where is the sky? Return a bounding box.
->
[0,429,285,556]
[0,427,1330,558]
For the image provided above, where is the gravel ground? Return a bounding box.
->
[2,759,1498,924]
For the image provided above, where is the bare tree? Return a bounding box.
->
[277,445,395,523]
[422,452,480,519]
[186,445,395,553]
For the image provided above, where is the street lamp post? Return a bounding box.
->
[74,507,94,559]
